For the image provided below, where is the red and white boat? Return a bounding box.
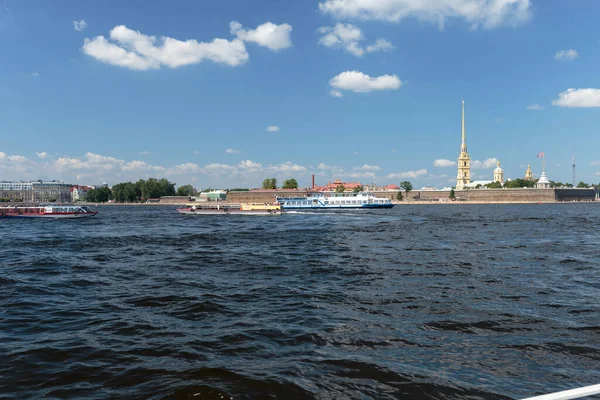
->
[0,205,98,219]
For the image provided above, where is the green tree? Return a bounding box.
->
[158,178,176,196]
[111,182,140,202]
[335,184,345,193]
[352,185,364,193]
[576,181,590,188]
[485,181,503,189]
[396,191,403,201]
[262,178,277,189]
[400,181,413,198]
[449,188,455,199]
[87,186,112,203]
[177,184,196,196]
[504,178,535,189]
[282,178,298,189]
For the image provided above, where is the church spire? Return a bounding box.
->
[462,100,465,145]
[456,100,471,190]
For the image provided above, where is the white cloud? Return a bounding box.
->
[554,49,578,61]
[391,149,397,153]
[366,38,394,53]
[317,163,333,170]
[268,161,307,173]
[591,161,600,166]
[122,160,152,171]
[36,152,49,159]
[267,125,280,132]
[527,103,544,110]
[318,23,392,57]
[7,155,28,163]
[73,20,87,31]
[433,159,456,167]
[354,164,380,171]
[318,0,532,29]
[172,163,202,174]
[82,24,249,70]
[202,163,236,174]
[31,72,39,77]
[139,150,151,155]
[330,89,343,98]
[230,21,292,51]
[472,158,498,169]
[552,88,600,108]
[596,172,600,177]
[0,150,315,187]
[329,70,402,94]
[238,160,262,169]
[387,169,428,179]
[0,152,35,174]
[225,148,241,154]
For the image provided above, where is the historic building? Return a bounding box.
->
[315,180,364,192]
[456,101,471,190]
[524,165,534,181]
[71,185,91,202]
[493,161,504,184]
[0,180,72,203]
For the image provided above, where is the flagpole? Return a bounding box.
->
[543,154,546,175]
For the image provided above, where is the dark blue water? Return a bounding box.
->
[1,204,600,399]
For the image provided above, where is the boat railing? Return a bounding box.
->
[520,383,600,400]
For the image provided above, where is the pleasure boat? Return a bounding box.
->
[177,203,281,215]
[0,204,98,219]
[276,191,394,209]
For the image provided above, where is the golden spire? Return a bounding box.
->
[461,100,465,145]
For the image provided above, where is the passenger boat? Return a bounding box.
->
[177,203,281,215]
[276,191,394,209]
[0,204,98,219]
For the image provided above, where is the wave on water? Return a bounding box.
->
[2,204,600,399]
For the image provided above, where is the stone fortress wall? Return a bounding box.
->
[226,188,596,204]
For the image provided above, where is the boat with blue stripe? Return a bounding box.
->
[276,191,394,209]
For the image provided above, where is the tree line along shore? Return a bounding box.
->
[3,176,594,205]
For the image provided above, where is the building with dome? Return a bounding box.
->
[456,101,471,190]
[524,165,534,181]
[493,161,504,184]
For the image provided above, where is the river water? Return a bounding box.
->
[1,204,600,399]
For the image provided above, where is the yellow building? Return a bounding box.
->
[456,101,471,190]
[493,161,504,184]
[524,165,534,181]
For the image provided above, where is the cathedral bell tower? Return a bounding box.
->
[456,101,471,190]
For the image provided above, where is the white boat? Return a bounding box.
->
[177,203,281,215]
[0,205,98,219]
[276,191,394,210]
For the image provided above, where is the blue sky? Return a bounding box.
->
[1,0,599,188]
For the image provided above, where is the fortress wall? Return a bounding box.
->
[555,188,595,202]
[377,189,557,202]
[227,188,596,204]
[459,188,556,202]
